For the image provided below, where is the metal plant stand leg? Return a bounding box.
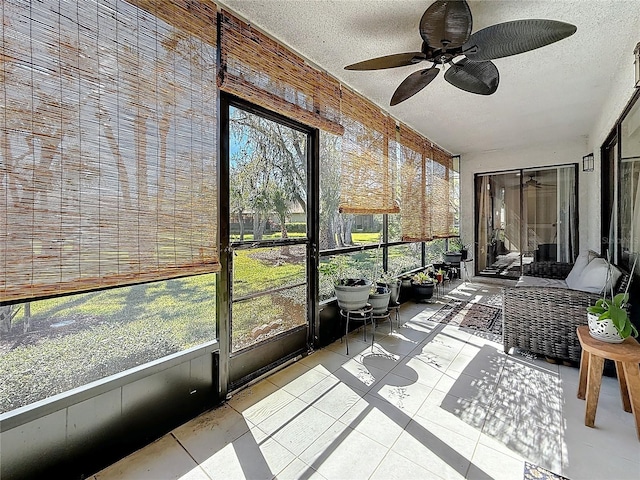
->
[341,305,372,356]
[389,303,400,333]
[370,311,391,351]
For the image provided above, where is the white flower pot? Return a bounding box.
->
[389,279,401,304]
[378,280,400,304]
[335,280,372,311]
[587,312,624,343]
[369,287,391,315]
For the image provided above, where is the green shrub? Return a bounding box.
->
[284,222,306,233]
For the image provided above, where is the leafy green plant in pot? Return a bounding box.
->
[368,283,391,314]
[366,242,394,313]
[320,256,371,310]
[586,254,637,343]
[587,293,638,343]
[335,278,372,311]
[411,271,436,302]
[378,271,401,304]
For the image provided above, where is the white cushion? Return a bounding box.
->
[570,258,622,294]
[587,250,600,262]
[516,276,568,288]
[565,252,592,289]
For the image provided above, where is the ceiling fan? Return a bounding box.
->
[523,175,555,189]
[524,175,542,189]
[344,0,577,105]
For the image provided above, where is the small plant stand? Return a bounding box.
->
[388,301,401,329]
[340,304,373,355]
[370,310,392,351]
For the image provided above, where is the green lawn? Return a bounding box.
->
[0,274,217,413]
[232,247,305,298]
[1,234,435,413]
[351,232,382,244]
[230,231,381,244]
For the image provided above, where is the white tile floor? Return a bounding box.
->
[94,282,640,480]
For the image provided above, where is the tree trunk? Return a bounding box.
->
[0,305,21,334]
[253,213,266,241]
[279,214,288,239]
[326,214,338,249]
[336,215,345,248]
[238,212,245,241]
[0,306,11,334]
[344,215,354,245]
[319,219,329,250]
[23,302,31,334]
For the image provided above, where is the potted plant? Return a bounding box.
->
[443,251,462,264]
[335,278,372,311]
[443,240,470,273]
[587,293,637,343]
[586,254,637,343]
[368,283,391,314]
[411,271,436,302]
[378,271,401,304]
[320,257,371,311]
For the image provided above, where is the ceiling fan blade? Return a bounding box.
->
[419,0,472,49]
[463,19,577,61]
[444,58,499,95]
[525,176,542,188]
[345,52,426,70]
[391,67,440,106]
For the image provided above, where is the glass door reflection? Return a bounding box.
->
[475,165,577,279]
[476,171,522,278]
[522,167,577,265]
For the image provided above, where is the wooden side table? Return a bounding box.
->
[576,325,640,441]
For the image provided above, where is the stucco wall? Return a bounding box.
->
[585,34,640,255]
[459,137,588,274]
[460,34,640,271]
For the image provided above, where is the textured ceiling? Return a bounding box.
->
[218,0,640,154]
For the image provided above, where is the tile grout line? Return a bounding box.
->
[170,431,215,479]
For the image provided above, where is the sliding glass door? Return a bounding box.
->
[619,97,640,268]
[475,165,577,278]
[476,171,522,277]
[522,166,577,265]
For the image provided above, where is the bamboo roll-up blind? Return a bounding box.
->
[399,124,432,241]
[1,0,219,303]
[339,87,399,214]
[397,120,455,241]
[219,10,343,136]
[431,147,454,237]
[128,0,217,45]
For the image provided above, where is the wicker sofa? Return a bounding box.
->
[502,260,631,363]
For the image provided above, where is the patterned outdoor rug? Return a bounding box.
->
[523,462,570,480]
[430,296,503,338]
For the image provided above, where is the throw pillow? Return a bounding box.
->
[565,251,593,289]
[587,250,600,262]
[571,258,622,294]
